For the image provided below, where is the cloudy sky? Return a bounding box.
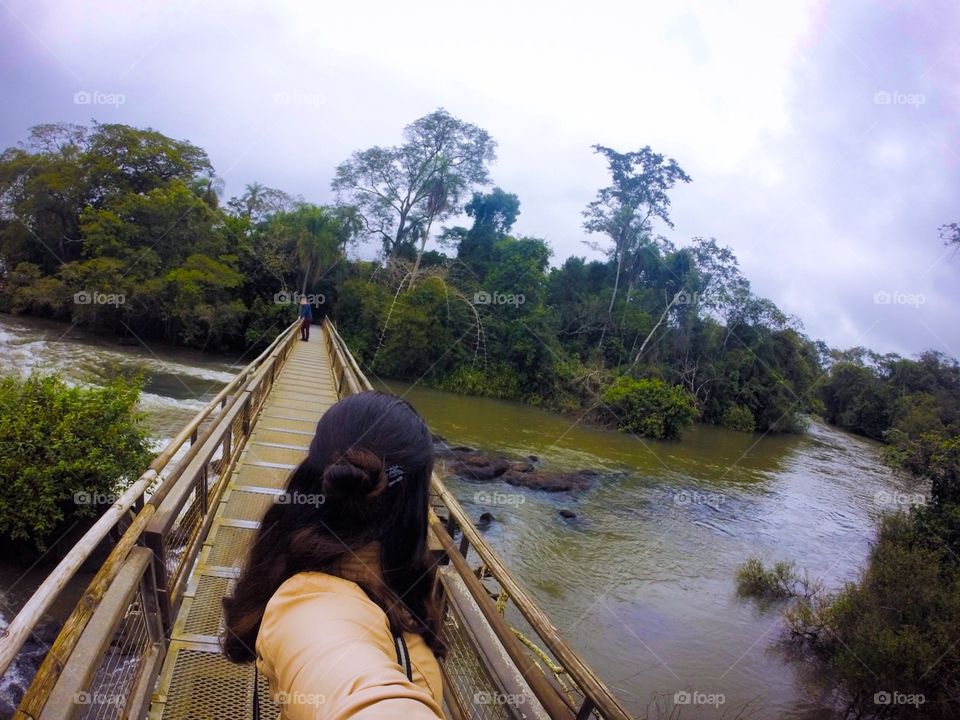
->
[2,0,958,357]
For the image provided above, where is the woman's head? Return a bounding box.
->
[222,390,443,662]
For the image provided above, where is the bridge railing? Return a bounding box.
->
[321,319,633,720]
[143,321,298,627]
[4,319,302,720]
[31,547,165,720]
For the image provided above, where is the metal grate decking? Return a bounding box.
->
[149,336,336,719]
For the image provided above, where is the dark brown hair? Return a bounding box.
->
[222,390,444,662]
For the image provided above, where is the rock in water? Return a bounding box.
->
[434,440,604,493]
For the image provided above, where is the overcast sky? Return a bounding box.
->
[2,0,958,358]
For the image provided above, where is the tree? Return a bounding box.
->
[444,187,520,279]
[331,108,496,271]
[265,204,360,294]
[583,144,691,349]
[227,182,298,224]
[940,221,960,250]
[85,122,213,200]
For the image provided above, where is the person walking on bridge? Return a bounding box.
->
[223,391,445,719]
[298,295,313,341]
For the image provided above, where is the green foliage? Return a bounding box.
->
[2,118,953,453]
[822,352,960,444]
[436,364,523,400]
[822,363,894,439]
[786,507,960,718]
[735,557,800,599]
[601,376,697,440]
[721,403,756,432]
[0,122,357,352]
[0,372,153,554]
[332,108,496,258]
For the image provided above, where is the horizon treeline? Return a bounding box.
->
[0,115,956,446]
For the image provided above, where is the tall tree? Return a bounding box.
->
[583,145,691,349]
[443,187,520,279]
[266,204,360,293]
[331,108,496,274]
[227,183,297,224]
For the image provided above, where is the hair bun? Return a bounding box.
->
[321,449,388,501]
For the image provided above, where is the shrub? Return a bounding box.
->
[600,376,697,440]
[736,557,803,599]
[0,372,153,554]
[436,364,522,400]
[721,403,756,433]
[785,507,960,718]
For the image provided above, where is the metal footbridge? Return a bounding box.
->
[0,319,632,720]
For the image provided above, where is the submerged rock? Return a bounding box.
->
[433,435,604,493]
[558,509,577,519]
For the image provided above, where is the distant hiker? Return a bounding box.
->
[222,391,445,719]
[298,296,313,341]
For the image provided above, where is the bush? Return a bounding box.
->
[721,403,756,433]
[600,376,697,440]
[0,372,153,554]
[735,557,812,600]
[785,507,960,719]
[436,364,522,400]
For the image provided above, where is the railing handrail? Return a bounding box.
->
[0,320,300,679]
[13,318,303,719]
[321,318,633,720]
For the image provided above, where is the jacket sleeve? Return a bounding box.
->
[257,579,444,720]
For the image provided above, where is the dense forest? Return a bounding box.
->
[0,112,956,446]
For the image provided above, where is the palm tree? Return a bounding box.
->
[241,182,265,219]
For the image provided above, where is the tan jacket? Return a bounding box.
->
[256,544,444,720]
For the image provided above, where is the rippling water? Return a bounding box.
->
[0,314,240,446]
[0,314,921,718]
[379,379,921,719]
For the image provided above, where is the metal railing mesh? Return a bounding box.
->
[78,588,154,720]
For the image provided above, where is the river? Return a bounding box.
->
[0,313,920,718]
